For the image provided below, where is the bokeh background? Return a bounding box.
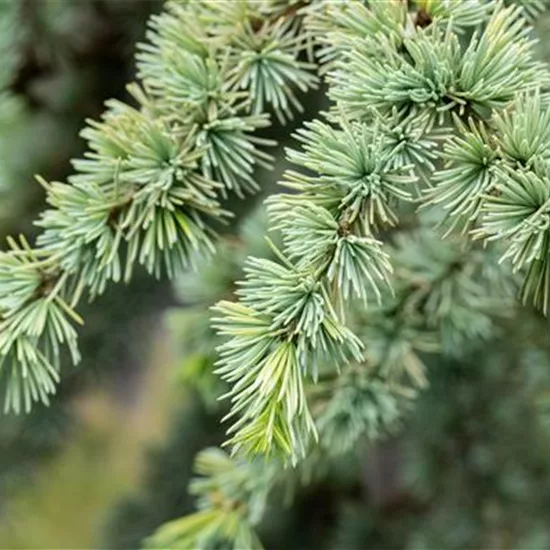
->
[3,2,550,549]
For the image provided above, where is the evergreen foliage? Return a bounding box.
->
[0,0,171,511]
[0,0,315,413]
[209,0,547,464]
[114,201,517,548]
[4,1,550,548]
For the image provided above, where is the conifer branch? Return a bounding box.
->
[209,0,547,465]
[0,0,317,413]
[3,2,550,529]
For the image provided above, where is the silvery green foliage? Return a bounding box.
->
[329,3,546,120]
[3,2,550,544]
[212,0,545,464]
[0,0,317,413]
[382,228,517,357]
[144,448,274,550]
[315,374,411,455]
[167,208,277,408]
[426,91,550,314]
[147,205,518,549]
[139,2,550,546]
[0,0,542,439]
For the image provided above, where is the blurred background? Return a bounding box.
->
[3,1,550,549]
